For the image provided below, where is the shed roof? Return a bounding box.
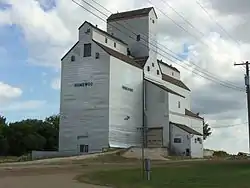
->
[107,7,157,21]
[93,40,143,69]
[79,21,127,45]
[145,79,185,98]
[158,59,180,73]
[171,122,203,136]
[185,109,204,120]
[162,73,190,91]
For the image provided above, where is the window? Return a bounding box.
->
[105,38,108,43]
[172,72,174,76]
[152,19,155,24]
[136,35,141,41]
[174,138,182,143]
[84,43,91,57]
[178,101,181,108]
[80,144,89,153]
[95,52,100,59]
[157,70,160,75]
[147,66,150,71]
[114,42,116,48]
[152,63,155,67]
[71,55,75,62]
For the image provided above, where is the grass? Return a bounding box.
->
[77,160,250,188]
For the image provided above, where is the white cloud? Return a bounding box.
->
[2,100,47,111]
[0,82,22,105]
[51,77,60,90]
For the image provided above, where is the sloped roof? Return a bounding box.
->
[162,74,190,91]
[145,79,185,98]
[185,109,204,120]
[171,122,203,136]
[107,7,157,21]
[158,59,180,73]
[61,41,79,61]
[79,21,127,45]
[134,56,149,67]
[93,40,143,69]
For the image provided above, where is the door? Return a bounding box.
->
[146,127,163,148]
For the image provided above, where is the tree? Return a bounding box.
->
[0,115,9,155]
[203,120,212,140]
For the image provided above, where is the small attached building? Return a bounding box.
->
[170,122,203,158]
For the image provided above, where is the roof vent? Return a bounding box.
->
[96,25,98,28]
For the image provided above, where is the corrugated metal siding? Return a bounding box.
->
[92,30,128,55]
[109,56,143,148]
[190,135,204,158]
[145,81,169,147]
[59,26,110,153]
[171,124,191,156]
[107,16,149,58]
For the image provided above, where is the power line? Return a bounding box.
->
[147,0,245,87]
[196,0,240,46]
[212,122,247,129]
[72,0,245,92]
[85,0,245,91]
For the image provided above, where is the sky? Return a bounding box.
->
[0,0,250,154]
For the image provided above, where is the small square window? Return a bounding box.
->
[152,63,154,67]
[174,138,182,143]
[157,70,160,75]
[178,101,181,108]
[95,52,100,59]
[147,66,150,71]
[136,35,140,41]
[71,55,75,62]
[84,43,91,57]
[105,38,108,43]
[172,72,174,76]
[114,42,116,48]
[152,19,155,24]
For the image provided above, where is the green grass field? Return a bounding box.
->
[78,160,250,188]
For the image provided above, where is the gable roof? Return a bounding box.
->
[158,59,180,73]
[107,7,157,22]
[61,41,79,61]
[185,109,204,120]
[145,79,185,98]
[171,122,203,136]
[162,73,190,91]
[78,21,127,45]
[93,40,143,69]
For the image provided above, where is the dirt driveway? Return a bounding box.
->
[0,165,108,188]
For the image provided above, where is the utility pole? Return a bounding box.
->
[234,61,250,152]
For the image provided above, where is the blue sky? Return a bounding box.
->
[0,1,59,122]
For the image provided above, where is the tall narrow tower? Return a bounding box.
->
[107,7,158,62]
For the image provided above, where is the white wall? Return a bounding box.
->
[171,124,190,156]
[109,56,143,148]
[162,81,191,110]
[107,16,149,58]
[159,63,180,80]
[148,9,158,63]
[169,113,203,134]
[59,23,110,153]
[144,59,162,83]
[92,30,127,55]
[145,81,169,147]
[190,135,204,158]
[169,93,185,114]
